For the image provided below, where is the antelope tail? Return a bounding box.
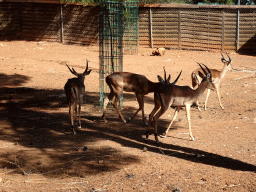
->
[71,87,78,100]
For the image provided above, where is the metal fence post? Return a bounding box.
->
[60,4,64,43]
[222,9,225,52]
[236,1,240,52]
[19,2,23,40]
[149,8,153,48]
[178,9,181,49]
[236,9,240,52]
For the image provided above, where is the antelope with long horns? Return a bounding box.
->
[191,52,233,111]
[147,64,216,143]
[64,60,91,135]
[102,70,182,125]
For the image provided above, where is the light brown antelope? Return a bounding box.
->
[191,52,233,111]
[102,70,182,125]
[147,64,216,143]
[64,60,91,135]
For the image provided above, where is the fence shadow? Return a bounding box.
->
[238,34,256,56]
[0,73,30,87]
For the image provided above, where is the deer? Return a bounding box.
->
[64,59,91,135]
[191,52,233,111]
[146,63,216,143]
[102,69,182,125]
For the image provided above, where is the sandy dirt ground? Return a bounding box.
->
[0,41,255,192]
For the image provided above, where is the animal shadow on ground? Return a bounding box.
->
[0,73,255,178]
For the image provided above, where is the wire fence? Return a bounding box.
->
[99,1,124,109]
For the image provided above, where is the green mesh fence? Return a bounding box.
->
[124,0,139,55]
[99,1,124,109]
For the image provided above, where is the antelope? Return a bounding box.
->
[191,52,233,111]
[102,70,182,125]
[64,60,91,135]
[147,64,216,143]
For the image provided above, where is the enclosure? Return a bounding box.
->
[0,0,256,191]
[0,41,255,191]
[0,1,256,53]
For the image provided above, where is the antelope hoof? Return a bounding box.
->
[102,115,107,123]
[190,136,195,141]
[72,129,76,135]
[221,106,224,110]
[144,117,148,126]
[145,130,150,141]
[160,133,167,138]
[77,125,81,129]
[154,134,160,144]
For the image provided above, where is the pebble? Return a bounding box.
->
[99,160,104,164]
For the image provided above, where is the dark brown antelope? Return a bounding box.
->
[191,52,233,111]
[64,60,91,135]
[147,64,216,143]
[102,70,182,125]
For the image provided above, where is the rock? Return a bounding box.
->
[98,160,104,164]
[152,48,166,56]
[83,146,88,151]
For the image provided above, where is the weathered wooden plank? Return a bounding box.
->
[152,42,179,47]
[0,24,20,30]
[181,41,222,48]
[152,20,179,25]
[181,32,222,40]
[151,25,178,30]
[181,23,222,31]
[181,34,222,42]
[180,18,222,26]
[180,10,222,17]
[151,14,179,18]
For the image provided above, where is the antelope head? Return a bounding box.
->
[221,52,234,71]
[66,59,92,81]
[197,63,216,92]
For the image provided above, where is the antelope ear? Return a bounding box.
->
[198,71,205,79]
[157,75,164,83]
[166,74,171,83]
[228,59,233,65]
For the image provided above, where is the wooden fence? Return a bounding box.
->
[0,2,255,53]
[139,4,256,52]
[0,2,99,44]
